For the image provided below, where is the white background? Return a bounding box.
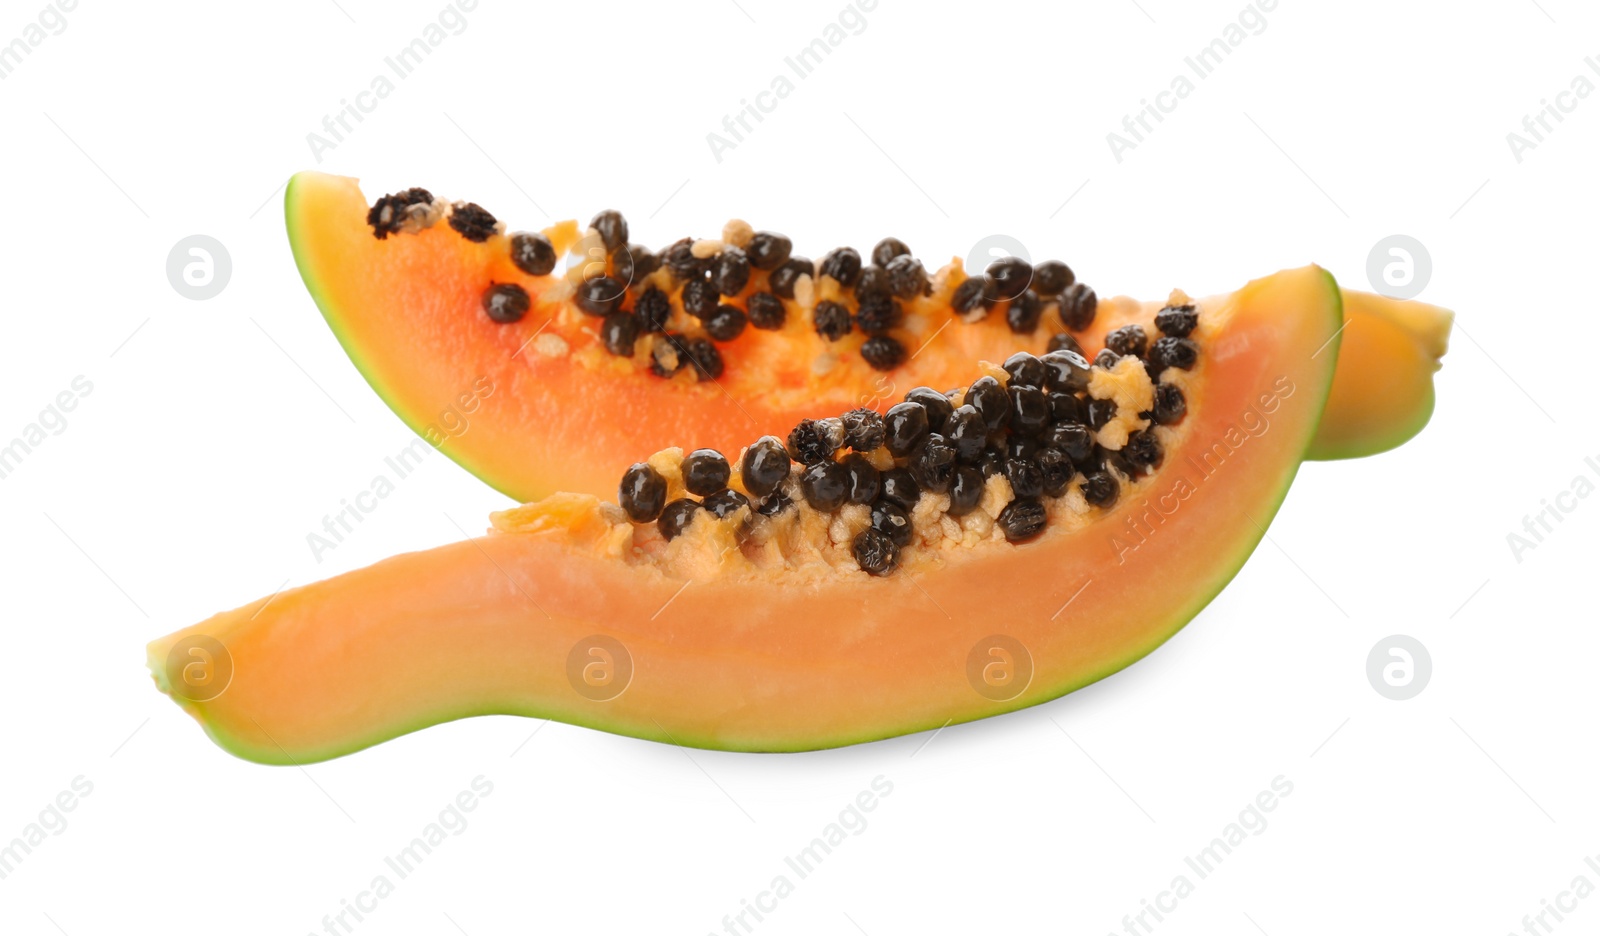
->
[1,0,1596,933]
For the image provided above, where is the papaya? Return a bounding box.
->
[282,171,1451,504]
[150,264,1364,764]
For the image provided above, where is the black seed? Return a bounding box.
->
[658,498,702,541]
[601,312,640,356]
[1150,383,1187,425]
[482,283,530,323]
[1094,348,1122,370]
[703,488,750,519]
[1040,349,1092,392]
[813,301,853,341]
[1032,260,1075,296]
[1047,332,1084,356]
[819,247,862,287]
[768,256,812,299]
[746,231,793,270]
[746,291,786,330]
[367,188,434,239]
[977,447,1007,478]
[682,449,731,496]
[871,237,911,268]
[1124,430,1164,474]
[575,276,625,316]
[861,335,907,372]
[909,434,958,494]
[710,247,751,296]
[841,408,886,451]
[947,465,986,517]
[510,231,557,275]
[685,337,724,380]
[842,453,882,504]
[880,468,921,510]
[981,256,1029,302]
[1003,352,1047,389]
[1106,324,1149,358]
[1008,385,1051,437]
[662,237,708,280]
[1155,304,1198,338]
[1005,457,1044,499]
[854,266,892,299]
[1080,471,1119,509]
[870,500,914,547]
[681,278,720,319]
[619,463,667,523]
[1047,422,1096,464]
[997,499,1048,543]
[1049,392,1087,425]
[800,460,849,511]
[1151,336,1199,371]
[952,275,996,318]
[634,286,673,333]
[1037,448,1073,497]
[1087,398,1119,430]
[787,418,841,465]
[1059,283,1098,330]
[855,293,902,334]
[705,304,748,342]
[904,387,954,433]
[613,243,657,286]
[853,528,900,577]
[1006,435,1041,461]
[885,254,930,299]
[650,333,688,377]
[1099,445,1136,481]
[945,404,987,463]
[589,209,628,252]
[756,490,793,517]
[1006,291,1044,334]
[741,436,792,498]
[448,202,498,242]
[884,402,930,457]
[966,376,1011,431]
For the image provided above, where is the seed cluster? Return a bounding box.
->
[614,319,1203,577]
[366,190,1119,384]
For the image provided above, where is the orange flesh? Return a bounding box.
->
[148,266,1342,763]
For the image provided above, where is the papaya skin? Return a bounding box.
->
[282,171,1447,505]
[148,266,1345,764]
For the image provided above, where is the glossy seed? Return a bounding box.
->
[448,202,498,242]
[1037,448,1073,497]
[740,436,793,498]
[841,453,882,505]
[685,337,724,380]
[1046,332,1084,356]
[1006,435,1041,461]
[682,449,731,496]
[1086,397,1119,430]
[710,247,751,296]
[702,488,750,520]
[613,243,657,286]
[1059,283,1098,330]
[589,209,628,252]
[946,465,984,517]
[885,254,929,299]
[1094,348,1122,369]
[635,286,673,333]
[819,247,862,287]
[852,528,899,576]
[997,499,1048,543]
[601,311,639,356]
[482,283,530,323]
[619,463,667,522]
[977,447,1007,478]
[861,335,907,372]
[1006,291,1044,334]
[681,278,720,319]
[855,293,902,335]
[870,500,914,547]
[575,275,625,316]
[658,498,702,541]
[1032,260,1075,296]
[883,402,930,457]
[787,418,842,465]
[756,490,793,517]
[1039,349,1092,392]
[705,304,748,342]
[1105,324,1148,358]
[813,301,853,341]
[879,468,921,510]
[966,376,1011,431]
[1007,385,1052,437]
[1049,392,1087,425]
[510,232,557,276]
[945,404,987,463]
[904,386,954,433]
[800,460,849,510]
[854,266,892,299]
[768,256,812,299]
[909,433,958,494]
[951,275,996,318]
[1151,336,1199,371]
[838,408,885,452]
[1150,383,1187,425]
[985,256,1033,302]
[1003,352,1047,389]
[1005,457,1044,500]
[1124,430,1164,474]
[1049,422,1096,463]
[1080,471,1119,509]
[662,237,707,280]
[746,231,793,270]
[871,237,911,268]
[1155,303,1198,337]
[746,291,786,330]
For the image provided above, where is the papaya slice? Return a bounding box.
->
[284,172,1449,505]
[149,265,1345,764]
